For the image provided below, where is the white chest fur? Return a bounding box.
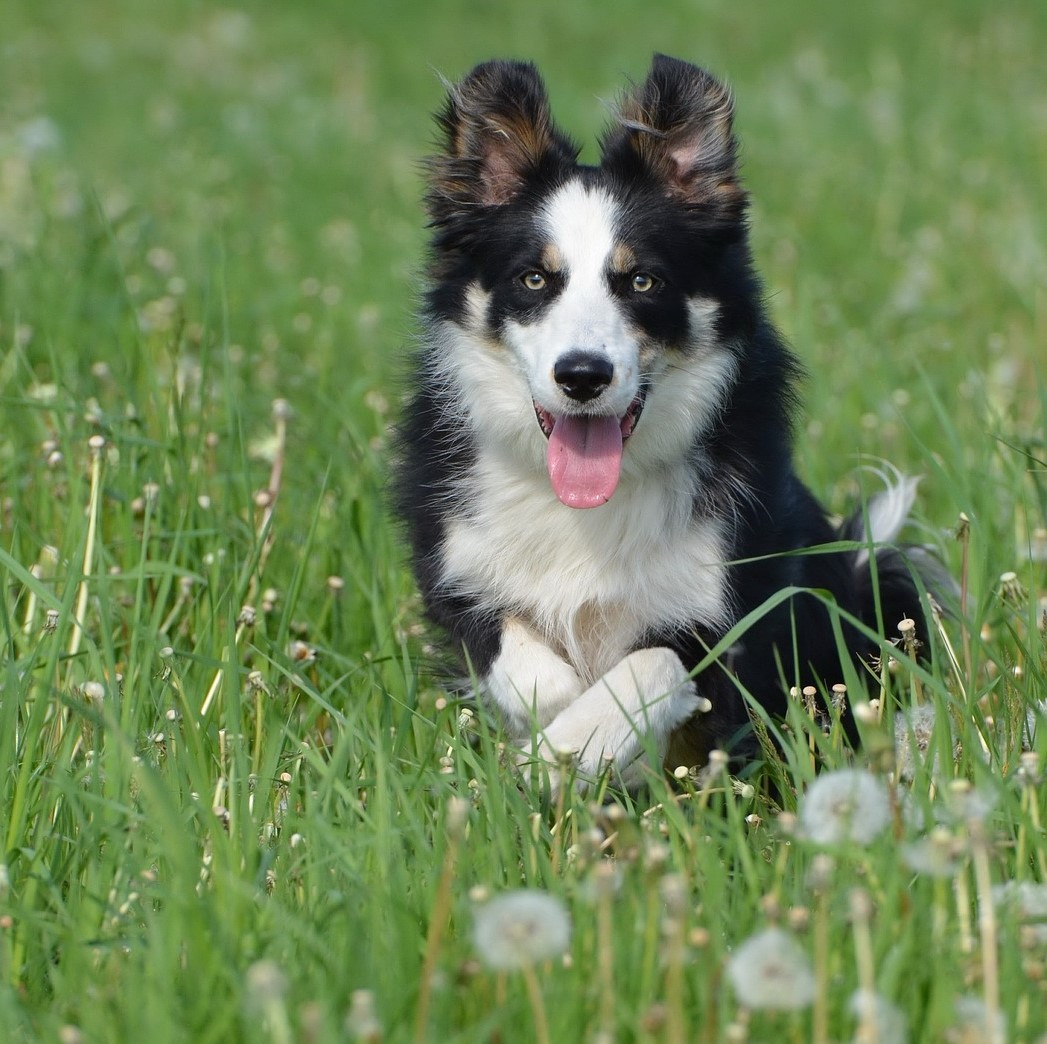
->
[439,456,730,684]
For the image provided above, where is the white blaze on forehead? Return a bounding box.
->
[502,178,641,421]
[539,180,619,282]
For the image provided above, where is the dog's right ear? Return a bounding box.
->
[426,61,578,223]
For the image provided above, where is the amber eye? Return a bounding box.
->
[631,272,656,293]
[521,271,547,291]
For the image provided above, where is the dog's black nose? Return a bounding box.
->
[553,352,614,402]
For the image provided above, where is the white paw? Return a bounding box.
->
[523,647,703,789]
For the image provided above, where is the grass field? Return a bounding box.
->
[1,0,1046,1040]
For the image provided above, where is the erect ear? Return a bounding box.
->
[426,61,579,222]
[603,55,745,216]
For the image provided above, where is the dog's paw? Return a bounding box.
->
[611,646,702,728]
[521,646,704,788]
[484,619,584,734]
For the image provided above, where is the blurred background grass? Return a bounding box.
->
[5,0,1044,518]
[1,1,1046,1040]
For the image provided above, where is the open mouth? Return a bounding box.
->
[532,392,646,441]
[532,391,647,509]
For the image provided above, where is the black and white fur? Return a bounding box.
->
[394,55,935,786]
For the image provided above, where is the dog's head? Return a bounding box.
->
[424,55,752,509]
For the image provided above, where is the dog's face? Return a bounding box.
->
[425,56,751,509]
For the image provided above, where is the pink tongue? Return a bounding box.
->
[546,415,624,509]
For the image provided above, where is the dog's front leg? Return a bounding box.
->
[482,617,585,737]
[527,647,701,787]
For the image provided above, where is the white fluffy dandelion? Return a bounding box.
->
[901,827,965,878]
[992,880,1047,944]
[472,889,571,971]
[850,988,908,1044]
[725,926,815,1011]
[799,768,891,846]
[894,703,945,781]
[952,995,1006,1043]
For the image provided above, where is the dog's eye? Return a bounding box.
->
[631,272,656,293]
[520,271,547,291]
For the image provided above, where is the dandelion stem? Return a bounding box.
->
[520,962,551,1044]
[68,437,105,661]
[957,513,973,687]
[954,864,974,956]
[812,887,830,1044]
[594,863,616,1039]
[413,799,467,1044]
[200,402,288,718]
[849,889,877,1041]
[1022,784,1047,880]
[251,400,289,586]
[970,822,1002,1044]
[932,876,948,950]
[664,915,686,1044]
[21,564,43,638]
[930,593,968,704]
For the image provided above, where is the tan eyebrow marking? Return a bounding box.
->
[610,243,638,273]
[540,243,565,272]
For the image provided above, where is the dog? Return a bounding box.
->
[393,54,940,788]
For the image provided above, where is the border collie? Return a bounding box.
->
[394,54,938,787]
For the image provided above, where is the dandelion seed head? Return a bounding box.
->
[472,889,571,971]
[950,995,1006,1043]
[854,701,878,724]
[902,827,965,878]
[799,768,891,845]
[992,880,1047,944]
[726,926,815,1011]
[659,872,689,918]
[997,570,1025,605]
[345,988,382,1042]
[850,989,908,1044]
[895,703,944,781]
[944,779,995,824]
[1018,751,1040,784]
[806,853,835,892]
[244,958,287,1008]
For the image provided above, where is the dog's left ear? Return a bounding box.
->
[603,55,745,218]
